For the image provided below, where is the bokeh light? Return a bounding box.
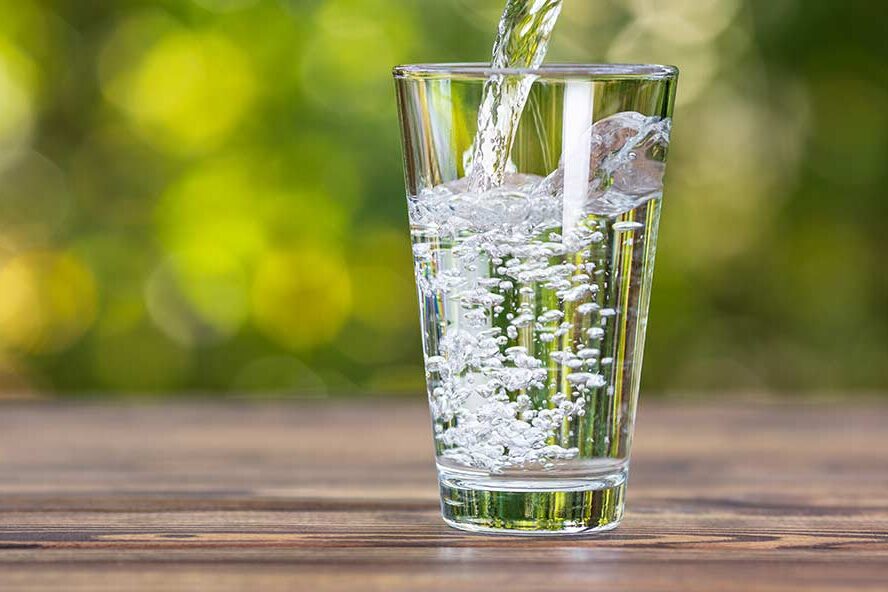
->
[606,22,721,106]
[626,0,741,46]
[252,248,352,350]
[0,0,883,396]
[0,251,97,354]
[155,158,269,273]
[0,40,36,170]
[145,256,249,347]
[300,0,415,115]
[100,15,256,154]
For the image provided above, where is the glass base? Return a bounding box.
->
[438,467,627,535]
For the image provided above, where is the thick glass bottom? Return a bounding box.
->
[438,466,627,535]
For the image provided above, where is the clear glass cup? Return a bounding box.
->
[393,63,678,534]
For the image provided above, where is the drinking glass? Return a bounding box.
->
[394,63,678,534]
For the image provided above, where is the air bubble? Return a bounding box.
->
[587,327,605,340]
[613,221,643,232]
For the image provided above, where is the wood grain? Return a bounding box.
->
[0,400,886,591]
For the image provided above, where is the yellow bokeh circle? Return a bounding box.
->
[155,158,269,274]
[0,251,98,354]
[100,20,256,154]
[252,248,352,350]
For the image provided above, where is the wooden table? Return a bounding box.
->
[0,400,886,591]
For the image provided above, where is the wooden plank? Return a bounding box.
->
[0,400,886,591]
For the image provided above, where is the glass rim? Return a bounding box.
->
[393,62,679,81]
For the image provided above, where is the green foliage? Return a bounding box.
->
[0,0,884,396]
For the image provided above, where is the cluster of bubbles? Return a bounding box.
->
[412,112,670,471]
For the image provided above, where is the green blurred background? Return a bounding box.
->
[0,0,885,398]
